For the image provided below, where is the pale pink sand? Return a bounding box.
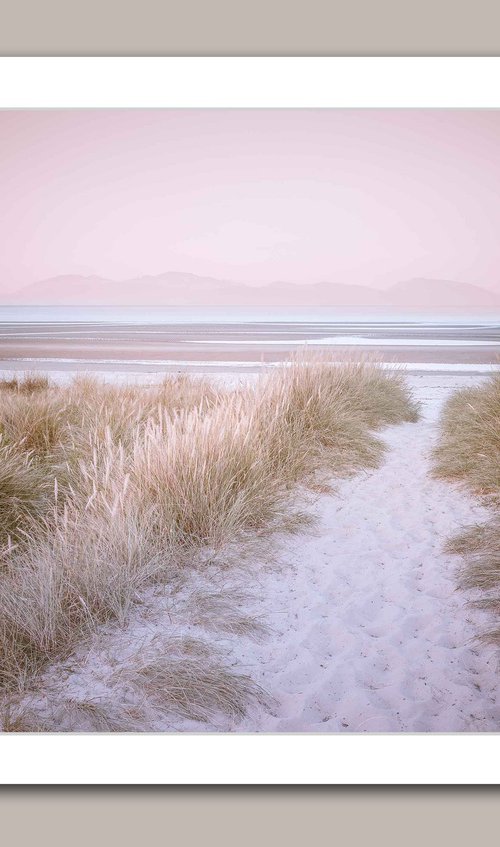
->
[248,373,498,731]
[5,373,499,732]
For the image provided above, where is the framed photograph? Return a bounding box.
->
[0,57,499,784]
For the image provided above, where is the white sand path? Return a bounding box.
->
[238,373,500,732]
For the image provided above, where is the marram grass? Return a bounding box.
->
[433,371,500,646]
[0,356,418,721]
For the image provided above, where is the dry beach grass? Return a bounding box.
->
[433,371,500,645]
[0,356,419,728]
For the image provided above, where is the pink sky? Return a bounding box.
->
[1,109,500,293]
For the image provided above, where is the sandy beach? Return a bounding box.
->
[0,309,499,732]
[8,370,498,733]
[245,372,498,732]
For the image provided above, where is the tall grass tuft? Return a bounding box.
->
[0,358,418,715]
[254,354,419,484]
[0,443,49,548]
[433,373,500,500]
[0,372,52,394]
[433,372,500,646]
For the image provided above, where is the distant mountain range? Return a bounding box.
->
[3,273,499,308]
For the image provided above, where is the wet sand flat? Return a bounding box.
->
[0,317,499,373]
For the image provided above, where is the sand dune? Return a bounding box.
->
[10,373,499,732]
